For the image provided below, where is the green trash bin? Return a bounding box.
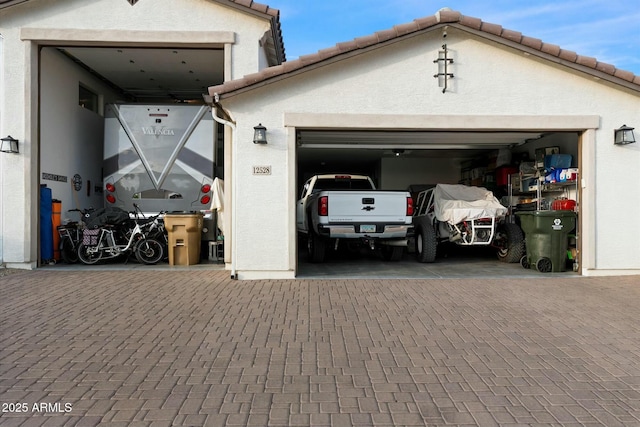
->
[516,211,576,273]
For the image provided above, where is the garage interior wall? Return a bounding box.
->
[40,48,121,222]
[380,157,468,190]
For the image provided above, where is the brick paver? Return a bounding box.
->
[1,269,640,426]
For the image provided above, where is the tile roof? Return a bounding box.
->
[208,9,640,100]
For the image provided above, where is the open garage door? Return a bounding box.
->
[295,129,581,279]
[38,45,225,267]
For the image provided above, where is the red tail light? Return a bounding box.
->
[406,197,414,216]
[105,183,116,203]
[318,196,328,216]
[201,184,211,193]
[200,195,211,205]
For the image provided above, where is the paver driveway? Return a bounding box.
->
[1,269,640,426]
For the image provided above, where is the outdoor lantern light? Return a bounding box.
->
[0,135,19,153]
[614,125,636,145]
[253,123,267,144]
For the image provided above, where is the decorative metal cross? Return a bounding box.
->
[433,44,454,93]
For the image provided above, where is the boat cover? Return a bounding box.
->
[434,184,507,225]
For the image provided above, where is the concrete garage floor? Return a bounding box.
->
[297,245,579,280]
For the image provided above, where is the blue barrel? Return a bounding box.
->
[40,185,54,261]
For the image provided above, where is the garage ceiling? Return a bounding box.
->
[297,130,544,150]
[58,47,224,102]
[297,129,545,171]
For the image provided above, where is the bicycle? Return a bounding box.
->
[77,206,164,265]
[57,208,94,264]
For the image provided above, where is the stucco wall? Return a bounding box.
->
[0,0,272,266]
[380,157,461,190]
[40,48,121,220]
[220,28,640,277]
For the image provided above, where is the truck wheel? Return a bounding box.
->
[307,231,326,263]
[381,246,403,262]
[496,223,525,263]
[416,226,437,263]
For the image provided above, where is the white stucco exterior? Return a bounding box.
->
[1,1,639,279]
[0,0,275,267]
[215,28,640,279]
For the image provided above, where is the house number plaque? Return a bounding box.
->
[252,166,272,175]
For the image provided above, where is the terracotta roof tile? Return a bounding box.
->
[209,9,640,98]
[595,62,616,75]
[459,15,482,30]
[394,22,419,36]
[614,69,635,82]
[558,49,578,63]
[576,55,598,69]
[501,29,522,43]
[437,10,462,23]
[336,40,358,52]
[480,22,504,36]
[375,28,398,43]
[540,43,561,56]
[414,15,439,29]
[521,36,543,50]
[354,34,379,49]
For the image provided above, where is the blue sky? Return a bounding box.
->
[274,0,640,75]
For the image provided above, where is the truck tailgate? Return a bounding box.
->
[327,191,409,223]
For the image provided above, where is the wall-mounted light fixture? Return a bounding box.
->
[614,125,636,145]
[253,123,267,144]
[392,149,405,157]
[0,135,19,153]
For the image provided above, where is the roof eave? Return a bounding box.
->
[0,0,30,9]
[455,24,640,94]
[208,25,442,101]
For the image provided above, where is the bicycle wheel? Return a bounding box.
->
[134,238,164,265]
[60,238,79,264]
[77,243,102,265]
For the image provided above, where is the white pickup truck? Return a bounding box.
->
[296,174,414,262]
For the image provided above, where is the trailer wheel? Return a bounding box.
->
[496,223,525,263]
[307,231,326,263]
[381,246,403,262]
[416,226,437,263]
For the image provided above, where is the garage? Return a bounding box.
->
[3,4,639,279]
[1,0,285,270]
[201,6,640,280]
[294,127,581,277]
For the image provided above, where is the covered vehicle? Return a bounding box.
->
[412,184,524,263]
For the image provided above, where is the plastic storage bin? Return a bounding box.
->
[516,210,576,273]
[163,213,203,265]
